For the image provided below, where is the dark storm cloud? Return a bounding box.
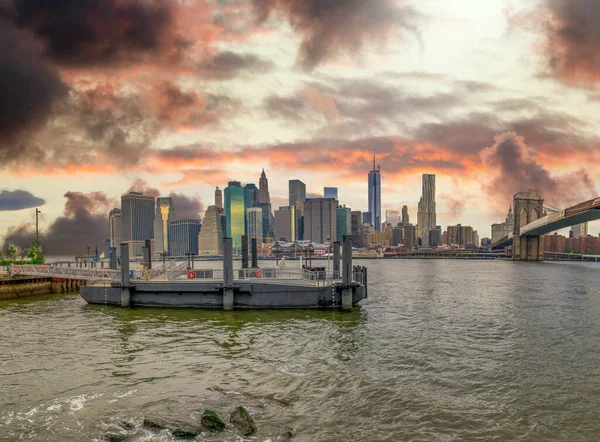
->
[197,51,273,80]
[10,0,176,67]
[0,18,68,160]
[0,190,45,211]
[2,191,115,255]
[545,0,600,83]
[264,95,312,121]
[481,132,596,206]
[254,0,418,69]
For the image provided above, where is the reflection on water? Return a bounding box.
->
[1,260,600,441]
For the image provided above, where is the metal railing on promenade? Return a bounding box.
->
[9,264,118,282]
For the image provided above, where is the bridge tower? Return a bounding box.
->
[512,190,544,261]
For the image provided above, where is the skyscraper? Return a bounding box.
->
[247,207,264,244]
[401,205,409,225]
[274,206,295,242]
[168,219,201,256]
[109,208,122,250]
[121,192,155,257]
[259,169,271,204]
[198,206,224,256]
[256,202,273,240]
[289,179,306,207]
[351,211,364,248]
[215,187,223,209]
[571,223,588,238]
[244,184,259,209]
[154,197,175,254]
[224,181,246,249]
[368,151,381,231]
[336,206,351,242]
[420,174,436,247]
[324,187,338,200]
[304,198,337,244]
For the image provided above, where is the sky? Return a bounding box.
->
[1,0,600,254]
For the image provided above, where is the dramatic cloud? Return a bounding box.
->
[0,18,68,158]
[481,132,596,207]
[197,51,272,79]
[0,190,45,211]
[10,0,180,67]
[2,191,115,255]
[254,0,418,69]
[545,0,600,84]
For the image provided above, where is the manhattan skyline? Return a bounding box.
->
[1,0,600,250]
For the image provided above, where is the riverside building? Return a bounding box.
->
[121,191,155,257]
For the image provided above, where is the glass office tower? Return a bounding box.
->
[224,181,246,250]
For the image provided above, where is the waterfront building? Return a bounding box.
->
[304,198,337,244]
[366,231,391,247]
[259,169,271,204]
[247,207,264,244]
[385,209,400,226]
[401,205,409,225]
[244,184,259,209]
[274,206,295,241]
[324,187,338,201]
[362,211,372,226]
[294,201,304,241]
[403,224,416,249]
[491,206,514,244]
[121,192,155,257]
[224,181,246,250]
[289,179,306,207]
[392,226,403,246]
[168,219,201,256]
[108,208,122,250]
[429,227,442,248]
[154,197,175,255]
[256,202,273,239]
[215,187,223,209]
[198,206,224,256]
[481,237,491,248]
[103,239,111,260]
[420,174,436,247]
[368,151,382,231]
[351,211,364,248]
[571,222,588,239]
[446,224,474,248]
[336,206,351,242]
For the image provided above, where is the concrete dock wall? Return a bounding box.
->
[0,277,85,300]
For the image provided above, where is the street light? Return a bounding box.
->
[326,236,331,277]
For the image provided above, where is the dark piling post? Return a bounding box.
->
[144,239,152,269]
[120,243,130,308]
[241,235,249,269]
[342,235,353,311]
[251,238,258,269]
[223,237,234,310]
[333,241,341,279]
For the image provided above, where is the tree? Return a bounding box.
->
[28,240,45,265]
[6,246,16,261]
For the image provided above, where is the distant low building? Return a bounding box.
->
[168,219,201,257]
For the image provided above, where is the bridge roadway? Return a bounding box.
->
[492,197,600,249]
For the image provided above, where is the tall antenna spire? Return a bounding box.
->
[372,149,376,171]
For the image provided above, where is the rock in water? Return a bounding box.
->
[230,406,256,436]
[201,410,226,432]
[143,417,200,439]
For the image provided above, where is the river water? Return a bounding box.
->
[1,260,599,441]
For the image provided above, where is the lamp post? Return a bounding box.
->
[326,236,331,277]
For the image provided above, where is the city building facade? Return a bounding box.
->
[259,169,271,204]
[224,181,246,250]
[368,152,381,231]
[121,192,155,257]
[198,206,224,256]
[336,206,351,242]
[246,207,264,244]
[401,205,409,225]
[274,206,295,242]
[289,179,306,207]
[168,219,201,256]
[420,174,436,247]
[385,209,400,226]
[109,208,122,251]
[351,211,364,248]
[215,187,223,209]
[304,198,337,244]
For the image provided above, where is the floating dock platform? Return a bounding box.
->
[80,236,367,310]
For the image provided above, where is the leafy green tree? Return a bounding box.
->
[6,246,16,261]
[29,240,45,265]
